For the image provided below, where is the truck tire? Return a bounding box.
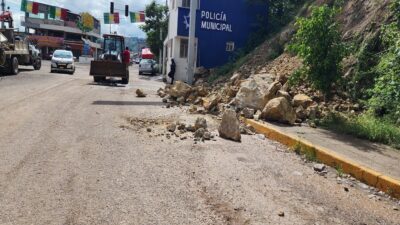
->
[121,76,129,84]
[9,57,19,75]
[33,59,41,70]
[93,76,105,82]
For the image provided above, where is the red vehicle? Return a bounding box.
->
[141,48,154,59]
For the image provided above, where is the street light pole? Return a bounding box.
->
[186,0,197,85]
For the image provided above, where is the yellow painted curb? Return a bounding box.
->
[244,119,400,198]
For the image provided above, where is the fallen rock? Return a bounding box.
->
[166,123,176,132]
[293,94,313,108]
[195,117,207,130]
[203,132,212,140]
[218,109,241,142]
[186,124,196,132]
[242,108,255,119]
[136,89,146,97]
[169,81,192,98]
[234,79,268,111]
[177,123,186,131]
[203,94,221,111]
[146,128,152,132]
[194,128,206,138]
[189,105,197,113]
[177,96,186,104]
[313,164,326,172]
[264,81,282,102]
[277,90,291,101]
[261,97,296,125]
[295,106,307,120]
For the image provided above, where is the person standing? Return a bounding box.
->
[123,47,130,66]
[168,59,176,84]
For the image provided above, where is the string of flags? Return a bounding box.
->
[21,0,68,20]
[104,12,145,24]
[104,13,120,24]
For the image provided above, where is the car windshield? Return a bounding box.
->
[104,37,122,53]
[54,51,73,59]
[140,59,152,64]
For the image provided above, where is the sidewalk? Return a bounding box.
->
[244,119,400,197]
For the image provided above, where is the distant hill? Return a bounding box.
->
[125,37,147,53]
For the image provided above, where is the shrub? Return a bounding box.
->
[288,5,346,94]
[368,20,400,119]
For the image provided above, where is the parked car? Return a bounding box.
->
[50,50,75,74]
[134,57,141,64]
[139,59,158,75]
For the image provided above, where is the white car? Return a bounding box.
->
[51,50,75,74]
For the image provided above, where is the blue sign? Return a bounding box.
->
[177,0,268,69]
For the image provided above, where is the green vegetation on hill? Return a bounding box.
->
[288,5,346,95]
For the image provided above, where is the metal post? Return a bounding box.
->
[159,28,163,73]
[1,0,5,28]
[186,0,197,84]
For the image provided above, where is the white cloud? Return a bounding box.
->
[6,0,165,37]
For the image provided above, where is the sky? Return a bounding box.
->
[5,0,165,38]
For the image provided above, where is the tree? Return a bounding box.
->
[288,5,345,95]
[140,1,168,59]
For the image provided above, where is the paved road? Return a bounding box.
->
[0,61,399,225]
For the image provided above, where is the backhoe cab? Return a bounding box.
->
[89,34,129,84]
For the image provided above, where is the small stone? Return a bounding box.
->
[186,125,196,132]
[136,89,147,97]
[256,134,266,140]
[368,194,376,199]
[358,182,369,190]
[278,211,285,217]
[194,128,206,138]
[344,187,349,192]
[242,108,255,119]
[203,132,212,140]
[195,117,208,130]
[177,123,186,130]
[393,206,399,211]
[313,164,326,172]
[309,122,317,128]
[162,97,168,103]
[146,128,152,132]
[166,123,176,132]
[180,136,187,140]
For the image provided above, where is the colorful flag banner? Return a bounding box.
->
[104,12,120,24]
[130,12,145,23]
[21,0,39,14]
[49,6,67,20]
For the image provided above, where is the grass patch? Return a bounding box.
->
[319,113,400,149]
[292,142,318,162]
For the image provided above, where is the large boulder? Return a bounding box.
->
[261,97,296,125]
[293,94,313,108]
[218,109,241,142]
[233,79,268,110]
[169,81,192,98]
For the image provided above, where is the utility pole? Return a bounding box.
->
[186,0,197,84]
[1,0,5,29]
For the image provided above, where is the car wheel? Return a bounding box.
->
[10,57,19,75]
[33,59,41,70]
[139,71,143,75]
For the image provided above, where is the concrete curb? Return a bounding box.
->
[244,119,400,199]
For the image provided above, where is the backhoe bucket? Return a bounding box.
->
[90,60,128,78]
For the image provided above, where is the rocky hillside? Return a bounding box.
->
[158,0,394,127]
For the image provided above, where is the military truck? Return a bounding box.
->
[0,28,42,75]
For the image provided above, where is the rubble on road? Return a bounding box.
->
[136,89,147,98]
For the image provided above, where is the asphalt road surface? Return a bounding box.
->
[0,61,399,225]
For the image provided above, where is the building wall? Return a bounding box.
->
[164,0,267,83]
